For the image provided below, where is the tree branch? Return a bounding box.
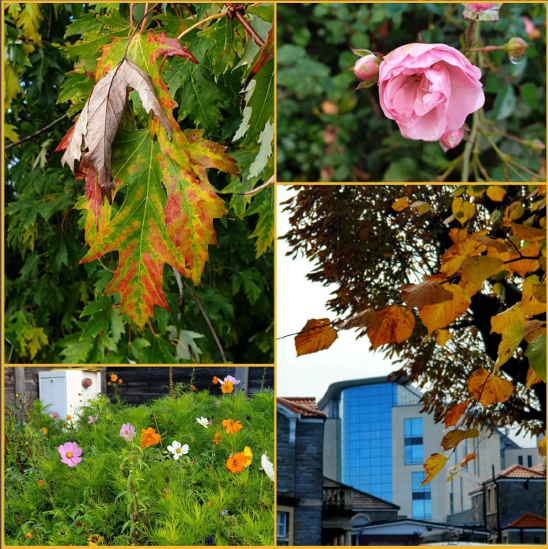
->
[5,114,68,150]
[230,6,265,47]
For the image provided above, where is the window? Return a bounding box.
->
[518,455,524,466]
[404,419,423,465]
[277,512,288,539]
[460,477,464,512]
[527,455,533,468]
[277,509,293,546]
[412,472,431,520]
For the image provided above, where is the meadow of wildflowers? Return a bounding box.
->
[4,377,274,546]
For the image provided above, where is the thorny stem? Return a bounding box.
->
[176,9,228,40]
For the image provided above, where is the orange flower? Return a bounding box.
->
[118,379,123,384]
[213,432,222,445]
[190,385,196,391]
[222,419,243,435]
[212,376,219,384]
[40,427,48,435]
[66,415,72,421]
[221,381,234,394]
[110,374,118,382]
[25,533,32,539]
[190,436,194,442]
[141,427,161,448]
[107,382,111,386]
[38,480,44,487]
[226,452,247,473]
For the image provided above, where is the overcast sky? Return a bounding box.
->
[275,185,534,448]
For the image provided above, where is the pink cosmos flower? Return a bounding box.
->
[58,442,82,467]
[440,129,464,152]
[378,43,485,142]
[88,415,98,424]
[49,411,59,419]
[219,375,240,386]
[120,423,136,441]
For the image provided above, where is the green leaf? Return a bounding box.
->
[492,84,516,121]
[383,158,417,182]
[248,120,274,178]
[245,186,274,257]
[520,82,539,110]
[526,333,546,382]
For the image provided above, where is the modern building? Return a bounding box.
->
[318,376,519,524]
[504,447,544,469]
[470,463,547,544]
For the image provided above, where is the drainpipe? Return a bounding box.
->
[492,465,502,543]
[481,484,487,531]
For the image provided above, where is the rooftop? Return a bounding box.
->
[277,397,326,418]
[470,464,546,495]
[503,512,547,529]
[283,397,318,410]
[323,477,400,511]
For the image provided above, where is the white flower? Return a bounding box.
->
[261,453,274,481]
[167,440,189,460]
[219,375,240,386]
[196,417,209,429]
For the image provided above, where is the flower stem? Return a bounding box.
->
[462,110,479,182]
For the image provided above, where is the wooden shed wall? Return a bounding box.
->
[4,366,52,408]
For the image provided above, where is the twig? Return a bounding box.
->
[230,7,265,47]
[176,9,227,40]
[234,176,274,197]
[5,114,68,150]
[182,279,227,363]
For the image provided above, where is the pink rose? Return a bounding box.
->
[354,54,381,82]
[467,3,495,12]
[440,129,464,152]
[378,43,485,141]
[463,3,501,22]
[522,17,541,41]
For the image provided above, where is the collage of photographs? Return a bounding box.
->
[1,1,547,547]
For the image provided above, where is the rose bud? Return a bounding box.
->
[504,37,529,62]
[352,50,381,89]
[522,17,541,41]
[462,3,502,22]
[440,129,464,152]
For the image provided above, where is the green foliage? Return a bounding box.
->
[5,3,274,364]
[277,2,546,182]
[4,389,274,546]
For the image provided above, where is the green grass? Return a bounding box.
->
[4,389,274,546]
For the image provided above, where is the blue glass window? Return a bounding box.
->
[412,472,431,520]
[404,418,423,465]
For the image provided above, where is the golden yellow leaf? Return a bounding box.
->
[452,197,476,225]
[521,275,546,317]
[441,428,479,451]
[486,186,506,202]
[449,228,470,244]
[445,400,470,429]
[400,281,453,309]
[503,202,525,226]
[409,201,431,215]
[494,321,525,370]
[475,236,509,254]
[5,124,19,143]
[421,453,448,486]
[295,319,338,357]
[418,284,471,335]
[511,223,547,243]
[526,367,543,388]
[508,242,540,278]
[491,304,527,334]
[468,369,513,408]
[532,283,546,304]
[538,437,546,457]
[440,230,487,276]
[392,198,409,211]
[336,309,382,330]
[459,256,504,288]
[367,305,415,350]
[436,329,452,348]
[15,4,43,46]
[461,452,477,467]
[523,320,546,343]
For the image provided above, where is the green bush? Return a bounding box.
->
[277,2,546,182]
[5,389,274,546]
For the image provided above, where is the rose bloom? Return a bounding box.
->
[120,423,136,441]
[226,452,247,473]
[58,442,83,467]
[378,43,485,141]
[222,419,243,435]
[440,128,464,151]
[141,427,161,448]
[467,3,495,12]
[522,17,541,41]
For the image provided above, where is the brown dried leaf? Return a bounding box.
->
[335,308,382,330]
[295,318,338,357]
[400,280,454,309]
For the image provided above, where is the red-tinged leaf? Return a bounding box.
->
[244,26,274,89]
[55,124,74,152]
[445,400,470,429]
[400,280,453,309]
[461,452,477,467]
[295,318,338,357]
[146,31,198,63]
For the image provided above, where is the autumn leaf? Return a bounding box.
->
[400,280,453,309]
[440,230,487,276]
[445,400,470,429]
[475,236,509,254]
[491,304,527,334]
[508,242,540,278]
[295,318,338,357]
[486,186,506,202]
[511,223,547,243]
[468,369,513,408]
[539,437,546,457]
[392,197,409,211]
[335,309,382,330]
[526,367,543,388]
[367,305,415,350]
[441,428,479,451]
[523,320,546,343]
[418,284,471,335]
[459,256,504,288]
[461,452,477,467]
[452,197,476,225]
[409,201,431,215]
[435,329,452,348]
[521,275,546,317]
[525,333,546,382]
[503,202,525,225]
[421,453,448,486]
[532,283,546,304]
[495,321,525,370]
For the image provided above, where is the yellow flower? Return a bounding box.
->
[110,374,118,382]
[221,381,234,394]
[40,427,48,435]
[66,415,72,421]
[38,480,44,487]
[87,534,103,546]
[25,533,31,539]
[243,446,253,467]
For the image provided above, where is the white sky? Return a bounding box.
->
[275,185,535,448]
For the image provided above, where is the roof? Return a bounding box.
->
[323,477,400,510]
[531,461,546,473]
[503,512,547,529]
[469,464,546,495]
[277,397,326,418]
[318,374,422,409]
[355,518,490,535]
[283,397,318,410]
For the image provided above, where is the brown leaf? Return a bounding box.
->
[61,59,172,202]
[526,367,543,388]
[511,223,547,243]
[367,305,415,350]
[295,318,338,357]
[523,320,546,343]
[400,280,453,309]
[335,309,382,330]
[445,400,470,429]
[441,428,479,451]
[461,452,477,467]
[421,453,448,486]
[418,284,471,335]
[468,369,513,408]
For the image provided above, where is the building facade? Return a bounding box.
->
[319,376,515,524]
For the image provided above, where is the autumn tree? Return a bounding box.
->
[283,184,546,483]
[4,3,274,364]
